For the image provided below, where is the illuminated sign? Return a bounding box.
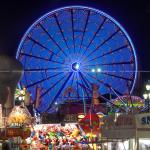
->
[141,116,150,125]
[135,113,150,128]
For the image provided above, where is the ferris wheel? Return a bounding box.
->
[16,6,138,112]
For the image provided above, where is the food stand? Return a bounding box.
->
[0,105,32,149]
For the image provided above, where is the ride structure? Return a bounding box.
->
[16,6,138,113]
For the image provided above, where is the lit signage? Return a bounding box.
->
[141,116,150,125]
[135,113,150,128]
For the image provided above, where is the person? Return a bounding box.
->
[8,138,14,150]
[30,126,35,138]
[2,140,11,150]
[48,143,53,150]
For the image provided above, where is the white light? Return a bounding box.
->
[55,102,58,105]
[97,68,101,72]
[140,139,150,145]
[118,141,129,150]
[18,97,22,101]
[114,113,120,122]
[146,84,150,91]
[75,64,80,70]
[91,69,95,72]
[143,94,148,99]
[20,90,24,94]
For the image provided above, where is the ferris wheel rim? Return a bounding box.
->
[16,6,138,112]
[16,5,138,94]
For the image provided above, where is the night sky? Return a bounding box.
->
[0,0,149,95]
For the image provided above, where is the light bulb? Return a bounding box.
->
[91,69,95,72]
[97,68,101,72]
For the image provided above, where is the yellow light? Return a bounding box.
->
[97,112,104,118]
[78,114,85,119]
[104,143,108,146]
[92,134,96,137]
[143,93,148,99]
[100,122,104,125]
[98,114,103,118]
[146,84,150,91]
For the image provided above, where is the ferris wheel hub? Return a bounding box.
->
[71,62,80,71]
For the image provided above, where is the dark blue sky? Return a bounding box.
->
[0,0,149,94]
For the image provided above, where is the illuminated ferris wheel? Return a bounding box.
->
[16,6,138,112]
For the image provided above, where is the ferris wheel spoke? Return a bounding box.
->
[75,74,80,99]
[77,82,92,93]
[24,66,68,72]
[70,73,75,87]
[79,72,93,99]
[78,74,90,99]
[86,72,122,95]
[41,73,68,98]
[101,72,133,81]
[45,72,73,111]
[79,10,90,50]
[49,59,65,65]
[84,28,120,59]
[86,44,128,63]
[25,72,62,88]
[81,17,106,56]
[79,71,91,88]
[20,52,49,61]
[20,52,64,65]
[54,14,70,50]
[39,23,68,57]
[27,36,64,60]
[70,9,75,53]
[100,61,134,66]
[83,60,133,67]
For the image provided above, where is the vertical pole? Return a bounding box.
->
[129,139,131,150]
[148,97,150,112]
[137,138,139,150]
[135,126,137,150]
[82,88,86,115]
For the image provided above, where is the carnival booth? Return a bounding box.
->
[0,104,32,149]
[101,113,150,150]
[28,111,102,149]
[28,123,89,149]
